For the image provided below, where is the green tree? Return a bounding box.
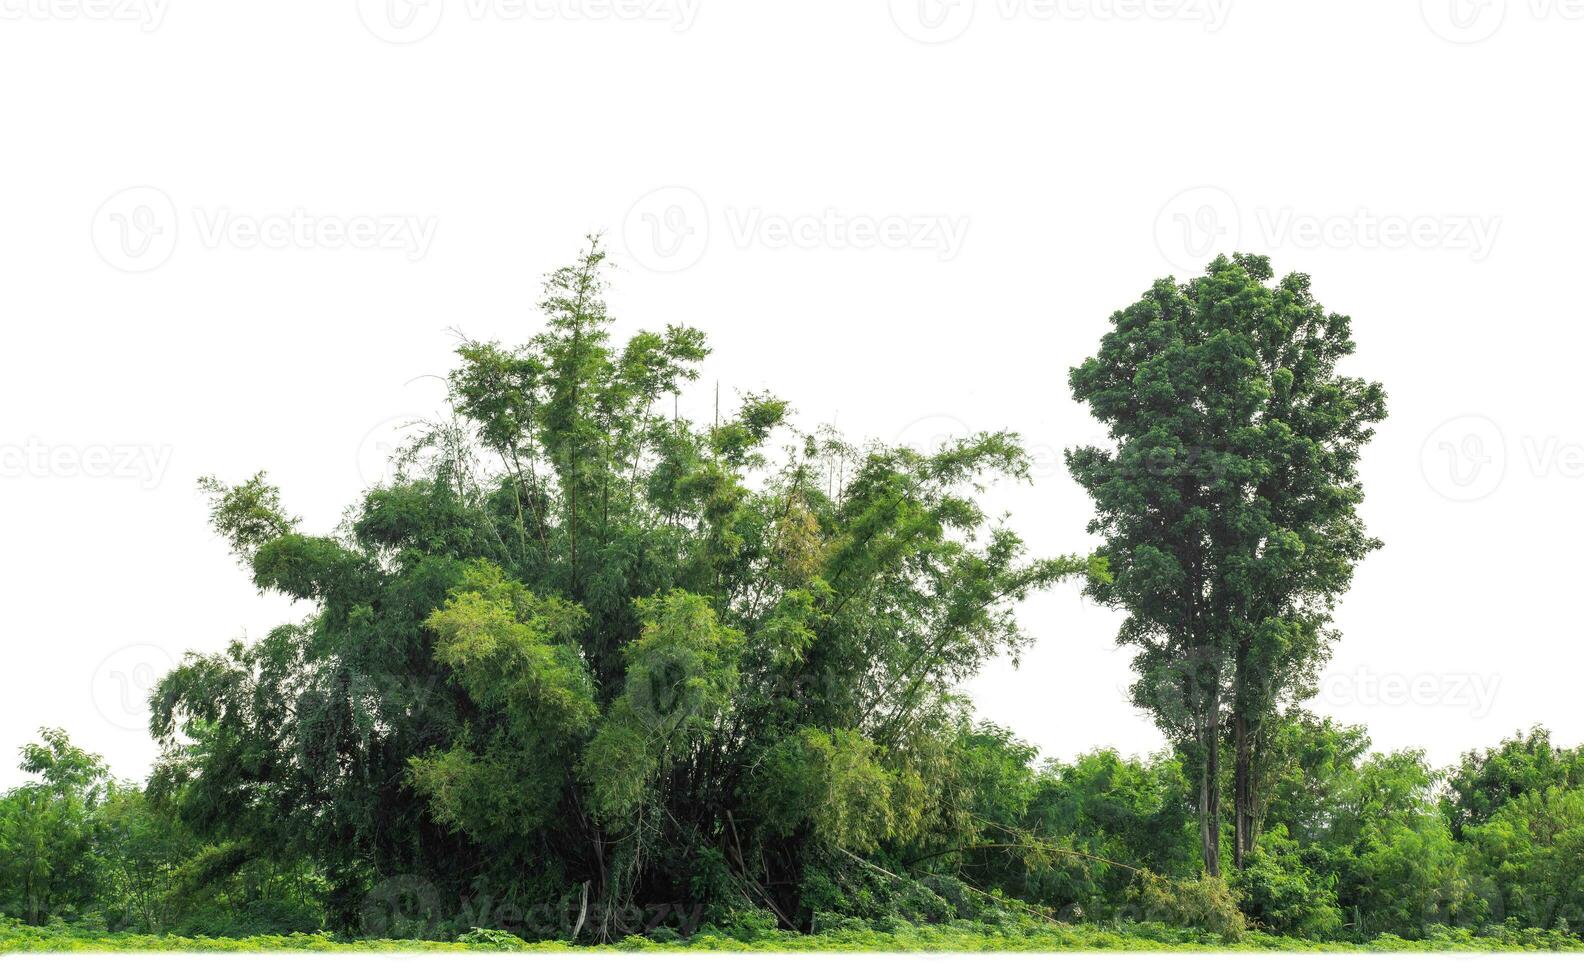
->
[1324,751,1473,937]
[1234,825,1342,938]
[0,729,110,925]
[149,239,1089,940]
[1444,728,1584,839]
[1067,254,1386,873]
[1019,750,1196,917]
[1466,787,1584,933]
[1252,711,1371,846]
[91,784,200,933]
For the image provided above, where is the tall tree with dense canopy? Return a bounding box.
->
[1066,254,1386,874]
[147,238,1090,939]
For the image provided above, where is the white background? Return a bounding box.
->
[8,951,1584,980]
[3,1,1581,792]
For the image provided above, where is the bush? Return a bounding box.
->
[1466,788,1584,933]
[1235,827,1343,938]
[1135,874,1247,943]
[456,927,531,949]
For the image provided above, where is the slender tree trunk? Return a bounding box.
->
[1199,695,1222,877]
[1233,713,1254,870]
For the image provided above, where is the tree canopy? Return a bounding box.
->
[1067,253,1387,873]
[141,238,1090,939]
[4,246,1578,950]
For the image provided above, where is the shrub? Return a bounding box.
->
[456,927,531,949]
[1235,827,1343,938]
[1135,874,1247,943]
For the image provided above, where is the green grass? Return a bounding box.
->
[6,917,1584,954]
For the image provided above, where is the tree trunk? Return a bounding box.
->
[1199,697,1222,877]
[1233,713,1254,870]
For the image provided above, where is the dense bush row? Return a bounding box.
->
[3,244,1580,950]
[6,720,1581,945]
[6,912,1584,954]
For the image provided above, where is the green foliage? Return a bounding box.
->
[1068,254,1387,874]
[1444,728,1584,837]
[1254,711,1371,844]
[7,722,1584,945]
[1135,873,1247,943]
[1003,750,1194,918]
[129,238,1088,941]
[1326,751,1475,937]
[1467,787,1584,931]
[9,913,1584,953]
[0,731,109,925]
[456,926,533,949]
[410,560,597,843]
[1234,827,1342,938]
[198,472,300,563]
[7,245,1582,951]
[753,729,898,852]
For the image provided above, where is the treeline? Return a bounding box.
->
[2,242,1580,945]
[5,723,1583,940]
